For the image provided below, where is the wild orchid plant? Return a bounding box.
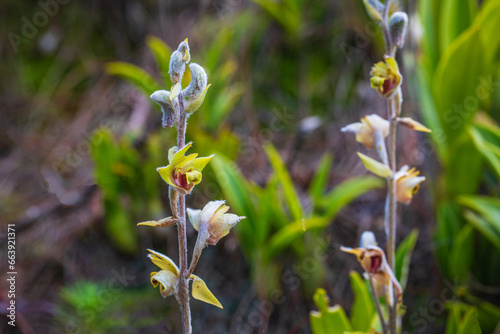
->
[340,1,431,333]
[137,39,245,333]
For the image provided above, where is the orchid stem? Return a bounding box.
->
[369,275,388,334]
[381,3,398,333]
[174,93,192,334]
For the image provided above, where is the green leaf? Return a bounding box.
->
[250,0,300,35]
[417,0,441,77]
[446,304,462,334]
[349,271,375,331]
[434,203,465,276]
[457,195,500,235]
[395,229,419,289]
[463,211,500,249]
[470,124,500,179]
[206,83,243,130]
[263,217,328,260]
[146,36,172,86]
[357,152,391,178]
[445,139,483,196]
[439,0,477,53]
[432,26,486,143]
[448,224,475,282]
[320,176,385,221]
[264,143,304,221]
[458,307,482,334]
[310,288,352,334]
[474,0,500,63]
[309,153,333,208]
[105,62,161,96]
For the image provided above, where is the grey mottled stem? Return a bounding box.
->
[381,4,398,333]
[175,95,191,334]
[369,275,388,334]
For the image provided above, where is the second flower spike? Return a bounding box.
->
[157,143,214,194]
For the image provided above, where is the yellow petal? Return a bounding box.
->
[157,165,175,187]
[187,154,214,172]
[357,152,392,178]
[151,270,178,298]
[170,82,182,101]
[339,246,364,257]
[137,216,179,227]
[385,56,399,73]
[397,117,432,133]
[184,84,211,114]
[147,249,179,275]
[168,146,178,163]
[189,274,223,309]
[171,143,193,166]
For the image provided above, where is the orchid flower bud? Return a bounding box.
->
[150,90,179,128]
[169,39,190,84]
[182,63,209,114]
[362,0,385,23]
[389,12,408,49]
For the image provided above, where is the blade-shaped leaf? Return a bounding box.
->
[264,143,304,221]
[309,153,333,208]
[263,217,328,260]
[395,229,419,289]
[105,62,161,96]
[320,176,385,221]
[463,211,500,249]
[439,0,476,53]
[310,288,352,334]
[448,224,475,282]
[349,271,375,331]
[146,36,172,86]
[457,195,500,236]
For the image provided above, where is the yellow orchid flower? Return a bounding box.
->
[147,249,223,308]
[342,114,390,149]
[370,57,402,98]
[340,237,402,307]
[157,143,214,194]
[188,200,245,246]
[395,165,425,204]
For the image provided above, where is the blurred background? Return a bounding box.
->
[1,0,500,333]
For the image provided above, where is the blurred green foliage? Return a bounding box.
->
[53,281,162,333]
[90,129,166,253]
[416,0,500,331]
